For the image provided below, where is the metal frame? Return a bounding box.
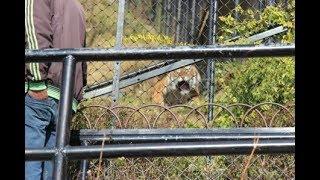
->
[52,55,77,179]
[206,0,218,123]
[75,127,295,143]
[227,26,288,42]
[25,44,295,180]
[79,140,89,180]
[248,26,287,42]
[27,127,295,161]
[111,0,126,106]
[26,139,294,161]
[25,45,294,62]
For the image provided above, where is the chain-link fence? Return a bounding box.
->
[70,0,295,179]
[81,0,294,106]
[70,154,294,179]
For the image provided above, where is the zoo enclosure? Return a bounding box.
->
[25,0,295,179]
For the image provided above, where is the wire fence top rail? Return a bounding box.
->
[25,44,295,62]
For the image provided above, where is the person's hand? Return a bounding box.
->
[28,89,48,100]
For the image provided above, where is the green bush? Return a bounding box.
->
[218,2,295,43]
[215,3,295,104]
[215,57,294,105]
[213,3,295,127]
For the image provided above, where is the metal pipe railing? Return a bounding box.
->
[24,44,295,179]
[25,148,56,161]
[52,55,76,180]
[26,139,294,161]
[74,127,294,180]
[25,45,295,62]
[75,127,295,143]
[66,139,294,159]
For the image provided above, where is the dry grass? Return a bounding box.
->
[240,137,260,180]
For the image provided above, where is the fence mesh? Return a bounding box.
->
[70,0,295,179]
[81,0,294,106]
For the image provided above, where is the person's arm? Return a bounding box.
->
[25,0,53,99]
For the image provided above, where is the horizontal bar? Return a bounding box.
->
[228,26,287,43]
[25,148,56,161]
[83,59,203,98]
[79,135,294,144]
[25,45,295,63]
[75,127,294,143]
[65,139,295,160]
[79,127,295,135]
[26,139,294,161]
[248,26,287,42]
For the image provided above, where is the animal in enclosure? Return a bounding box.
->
[152,65,201,106]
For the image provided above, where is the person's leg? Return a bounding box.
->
[25,95,53,180]
[43,98,59,180]
[43,124,56,180]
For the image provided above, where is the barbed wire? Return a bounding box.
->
[72,102,294,129]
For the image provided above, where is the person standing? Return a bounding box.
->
[25,0,87,179]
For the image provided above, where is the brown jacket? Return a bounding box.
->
[25,0,87,111]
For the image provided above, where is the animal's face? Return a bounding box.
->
[163,65,201,105]
[167,66,201,95]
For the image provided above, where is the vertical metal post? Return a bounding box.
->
[205,0,217,164]
[206,0,217,123]
[184,0,190,42]
[180,0,186,42]
[167,0,172,36]
[172,0,177,40]
[190,0,196,43]
[195,0,205,40]
[106,1,126,178]
[212,0,217,44]
[111,0,126,108]
[234,0,239,20]
[52,55,76,180]
[175,0,182,43]
[161,0,167,34]
[79,141,89,180]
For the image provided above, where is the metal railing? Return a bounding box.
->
[25,44,295,179]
